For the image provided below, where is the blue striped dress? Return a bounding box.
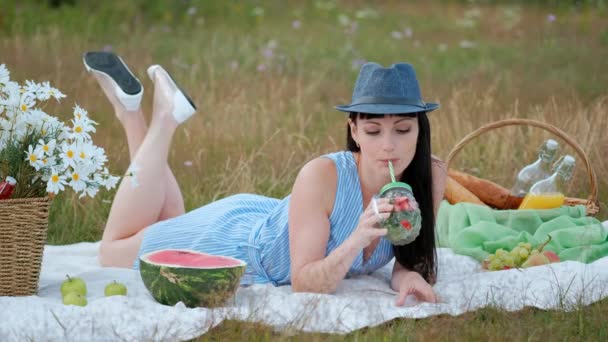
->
[134,151,395,286]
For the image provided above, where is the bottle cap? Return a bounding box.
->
[379,181,412,196]
[546,139,559,150]
[5,176,16,185]
[563,155,575,165]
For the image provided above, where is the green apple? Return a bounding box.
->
[60,275,87,297]
[104,280,127,297]
[62,292,87,306]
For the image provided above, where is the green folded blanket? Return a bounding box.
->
[436,200,608,263]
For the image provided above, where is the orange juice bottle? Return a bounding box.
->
[518,192,565,209]
[518,155,575,210]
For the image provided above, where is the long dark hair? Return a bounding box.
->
[347,112,437,283]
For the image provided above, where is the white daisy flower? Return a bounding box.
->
[93,167,118,190]
[11,118,28,140]
[103,175,120,190]
[126,162,140,188]
[40,156,53,168]
[35,138,57,156]
[70,116,96,142]
[59,142,78,168]
[44,117,67,139]
[23,80,41,98]
[2,81,21,108]
[89,145,108,170]
[79,185,99,199]
[67,166,89,192]
[36,81,51,101]
[38,81,65,101]
[50,87,65,101]
[0,117,11,133]
[74,141,95,162]
[25,145,44,170]
[27,109,48,129]
[0,64,9,84]
[73,104,88,120]
[19,95,35,113]
[46,168,67,194]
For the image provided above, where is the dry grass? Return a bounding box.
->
[193,294,608,341]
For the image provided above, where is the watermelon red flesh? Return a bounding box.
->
[147,250,243,268]
[140,249,246,308]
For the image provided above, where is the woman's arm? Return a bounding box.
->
[289,157,390,294]
[391,259,437,305]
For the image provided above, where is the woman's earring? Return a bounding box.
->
[356,142,360,148]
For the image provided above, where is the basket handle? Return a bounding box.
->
[445,118,598,207]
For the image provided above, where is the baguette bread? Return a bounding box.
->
[444,176,487,206]
[448,169,523,209]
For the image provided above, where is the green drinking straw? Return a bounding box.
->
[388,161,396,183]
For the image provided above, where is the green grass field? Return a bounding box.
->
[2,0,608,340]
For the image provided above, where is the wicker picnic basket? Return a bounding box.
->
[446,118,599,216]
[0,197,50,296]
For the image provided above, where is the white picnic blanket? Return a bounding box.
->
[1,221,608,341]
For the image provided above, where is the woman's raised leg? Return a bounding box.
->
[91,71,186,222]
[100,108,177,266]
[87,60,196,267]
[84,51,186,222]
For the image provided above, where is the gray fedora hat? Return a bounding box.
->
[335,62,439,114]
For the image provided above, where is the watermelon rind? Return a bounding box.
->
[139,249,247,308]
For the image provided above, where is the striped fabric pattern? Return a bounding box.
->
[134,151,395,286]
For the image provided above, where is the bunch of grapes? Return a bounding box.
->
[510,242,533,265]
[483,242,533,271]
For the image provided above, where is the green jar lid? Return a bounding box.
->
[379,181,412,196]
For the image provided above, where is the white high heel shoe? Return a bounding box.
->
[147,65,197,124]
[82,51,143,111]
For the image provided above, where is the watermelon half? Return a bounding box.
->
[139,249,247,308]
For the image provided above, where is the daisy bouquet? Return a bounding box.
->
[0,63,120,199]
